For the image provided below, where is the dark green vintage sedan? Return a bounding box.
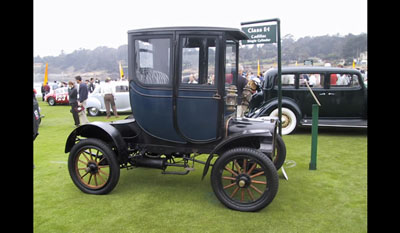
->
[247,67,367,135]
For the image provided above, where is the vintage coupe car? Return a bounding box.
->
[86,81,132,116]
[247,67,367,135]
[65,27,286,212]
[44,87,69,106]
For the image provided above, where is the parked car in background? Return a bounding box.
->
[247,66,367,135]
[86,80,131,116]
[44,87,69,106]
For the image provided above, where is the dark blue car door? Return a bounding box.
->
[175,33,223,142]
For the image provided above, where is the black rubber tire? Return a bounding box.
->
[210,147,279,212]
[68,138,120,195]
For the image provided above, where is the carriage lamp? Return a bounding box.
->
[226,85,238,111]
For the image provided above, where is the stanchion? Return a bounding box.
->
[304,81,321,170]
[309,104,319,170]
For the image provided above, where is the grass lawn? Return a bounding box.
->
[34,99,367,233]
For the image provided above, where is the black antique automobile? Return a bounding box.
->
[247,67,367,135]
[65,27,286,212]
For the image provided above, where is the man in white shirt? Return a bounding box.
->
[101,77,119,119]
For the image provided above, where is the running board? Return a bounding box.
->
[300,119,367,128]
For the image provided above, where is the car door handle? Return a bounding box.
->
[319,93,326,96]
[212,93,221,100]
[328,93,335,96]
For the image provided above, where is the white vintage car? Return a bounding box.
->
[86,81,132,116]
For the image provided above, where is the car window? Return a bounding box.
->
[330,74,360,88]
[299,73,325,88]
[116,85,129,92]
[134,38,171,85]
[225,41,237,86]
[274,74,295,88]
[180,36,217,86]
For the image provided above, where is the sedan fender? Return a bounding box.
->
[86,96,102,111]
[249,97,301,119]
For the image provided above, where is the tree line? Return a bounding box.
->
[34,33,366,76]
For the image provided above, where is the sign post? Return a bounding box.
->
[240,18,282,136]
[304,80,321,170]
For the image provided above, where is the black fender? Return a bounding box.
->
[65,122,129,164]
[251,97,302,119]
[201,129,275,180]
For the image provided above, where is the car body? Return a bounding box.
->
[44,87,69,106]
[247,66,367,134]
[85,81,132,116]
[65,27,286,212]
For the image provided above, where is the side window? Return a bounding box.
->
[115,85,129,92]
[225,41,237,85]
[330,74,360,88]
[180,37,217,86]
[299,73,325,88]
[134,38,171,85]
[275,74,295,88]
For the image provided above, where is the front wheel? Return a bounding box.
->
[87,107,100,116]
[68,138,120,195]
[268,107,297,135]
[211,147,279,212]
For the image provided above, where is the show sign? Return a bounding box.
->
[241,25,277,44]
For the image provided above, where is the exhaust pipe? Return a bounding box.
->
[131,155,166,170]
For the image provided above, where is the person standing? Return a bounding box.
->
[68,81,80,127]
[236,66,248,117]
[75,76,90,125]
[88,77,96,93]
[101,77,119,118]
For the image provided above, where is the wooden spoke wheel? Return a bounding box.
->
[68,139,120,195]
[211,147,279,212]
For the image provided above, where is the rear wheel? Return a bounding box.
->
[48,97,55,106]
[68,138,120,194]
[211,147,279,212]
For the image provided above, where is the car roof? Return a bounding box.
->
[265,66,362,75]
[128,26,249,40]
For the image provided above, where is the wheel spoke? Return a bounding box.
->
[246,188,255,201]
[250,184,264,194]
[94,173,98,186]
[250,171,265,179]
[82,151,90,162]
[97,172,106,183]
[240,189,245,202]
[243,159,247,173]
[230,186,240,198]
[233,160,241,174]
[251,180,267,185]
[95,150,100,162]
[98,169,109,177]
[224,166,238,177]
[223,182,237,189]
[247,163,257,175]
[80,171,89,179]
[88,173,93,185]
[222,176,236,181]
[78,159,88,165]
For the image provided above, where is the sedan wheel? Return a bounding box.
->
[88,107,100,116]
[269,107,297,135]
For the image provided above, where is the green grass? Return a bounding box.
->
[34,99,367,233]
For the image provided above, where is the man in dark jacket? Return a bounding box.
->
[75,76,89,124]
[68,81,80,127]
[236,66,248,117]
